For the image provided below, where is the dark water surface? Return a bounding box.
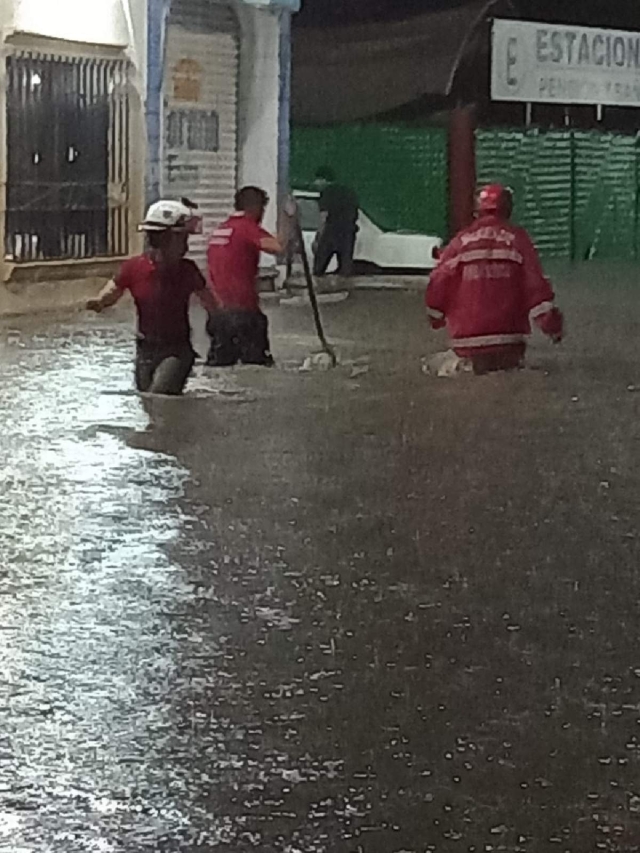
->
[2,284,640,852]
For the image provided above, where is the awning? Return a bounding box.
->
[12,0,130,46]
[292,0,491,124]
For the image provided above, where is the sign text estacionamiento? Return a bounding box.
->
[536,28,640,72]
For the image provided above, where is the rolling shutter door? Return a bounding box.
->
[164,0,239,269]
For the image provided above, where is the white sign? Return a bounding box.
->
[492,18,640,108]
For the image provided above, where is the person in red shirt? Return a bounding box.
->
[86,200,218,395]
[426,184,564,375]
[206,186,290,367]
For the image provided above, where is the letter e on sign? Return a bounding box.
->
[173,59,202,103]
[536,29,549,63]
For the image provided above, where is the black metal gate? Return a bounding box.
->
[6,51,130,262]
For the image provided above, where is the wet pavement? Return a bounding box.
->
[2,266,640,852]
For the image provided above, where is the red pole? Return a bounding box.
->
[448,105,477,237]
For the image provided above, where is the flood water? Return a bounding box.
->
[2,284,640,851]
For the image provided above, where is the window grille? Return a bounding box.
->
[6,52,130,262]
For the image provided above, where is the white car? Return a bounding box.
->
[293,190,442,273]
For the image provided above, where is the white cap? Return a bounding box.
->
[139,200,199,232]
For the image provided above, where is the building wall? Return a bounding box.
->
[0,0,146,315]
[155,0,283,267]
[234,2,281,235]
[0,0,289,313]
[147,0,284,253]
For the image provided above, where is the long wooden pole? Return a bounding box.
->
[294,215,337,366]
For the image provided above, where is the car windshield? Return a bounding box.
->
[296,196,322,231]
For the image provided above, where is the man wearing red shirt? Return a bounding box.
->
[426,184,564,375]
[207,186,289,367]
[86,200,217,395]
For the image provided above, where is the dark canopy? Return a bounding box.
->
[292,0,640,124]
[292,0,492,124]
[295,0,639,28]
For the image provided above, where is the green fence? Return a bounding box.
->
[293,125,640,261]
[572,132,639,262]
[477,128,640,261]
[291,124,448,239]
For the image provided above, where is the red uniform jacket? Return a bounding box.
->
[426,215,561,358]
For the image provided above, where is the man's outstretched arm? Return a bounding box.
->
[260,198,297,256]
[87,279,125,313]
[260,225,293,257]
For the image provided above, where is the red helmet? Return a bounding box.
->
[477,184,513,218]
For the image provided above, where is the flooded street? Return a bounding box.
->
[2,274,640,852]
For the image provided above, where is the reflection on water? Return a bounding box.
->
[3,304,640,851]
[0,320,347,851]
[0,323,195,849]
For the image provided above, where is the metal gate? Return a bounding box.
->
[163,0,239,270]
[6,50,130,262]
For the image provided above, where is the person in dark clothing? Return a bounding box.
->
[86,200,217,395]
[312,166,359,277]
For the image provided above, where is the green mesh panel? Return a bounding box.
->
[477,127,640,261]
[476,128,573,259]
[573,132,639,262]
[291,124,448,238]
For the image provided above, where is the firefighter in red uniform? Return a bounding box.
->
[86,199,218,395]
[426,184,564,375]
[206,186,292,367]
